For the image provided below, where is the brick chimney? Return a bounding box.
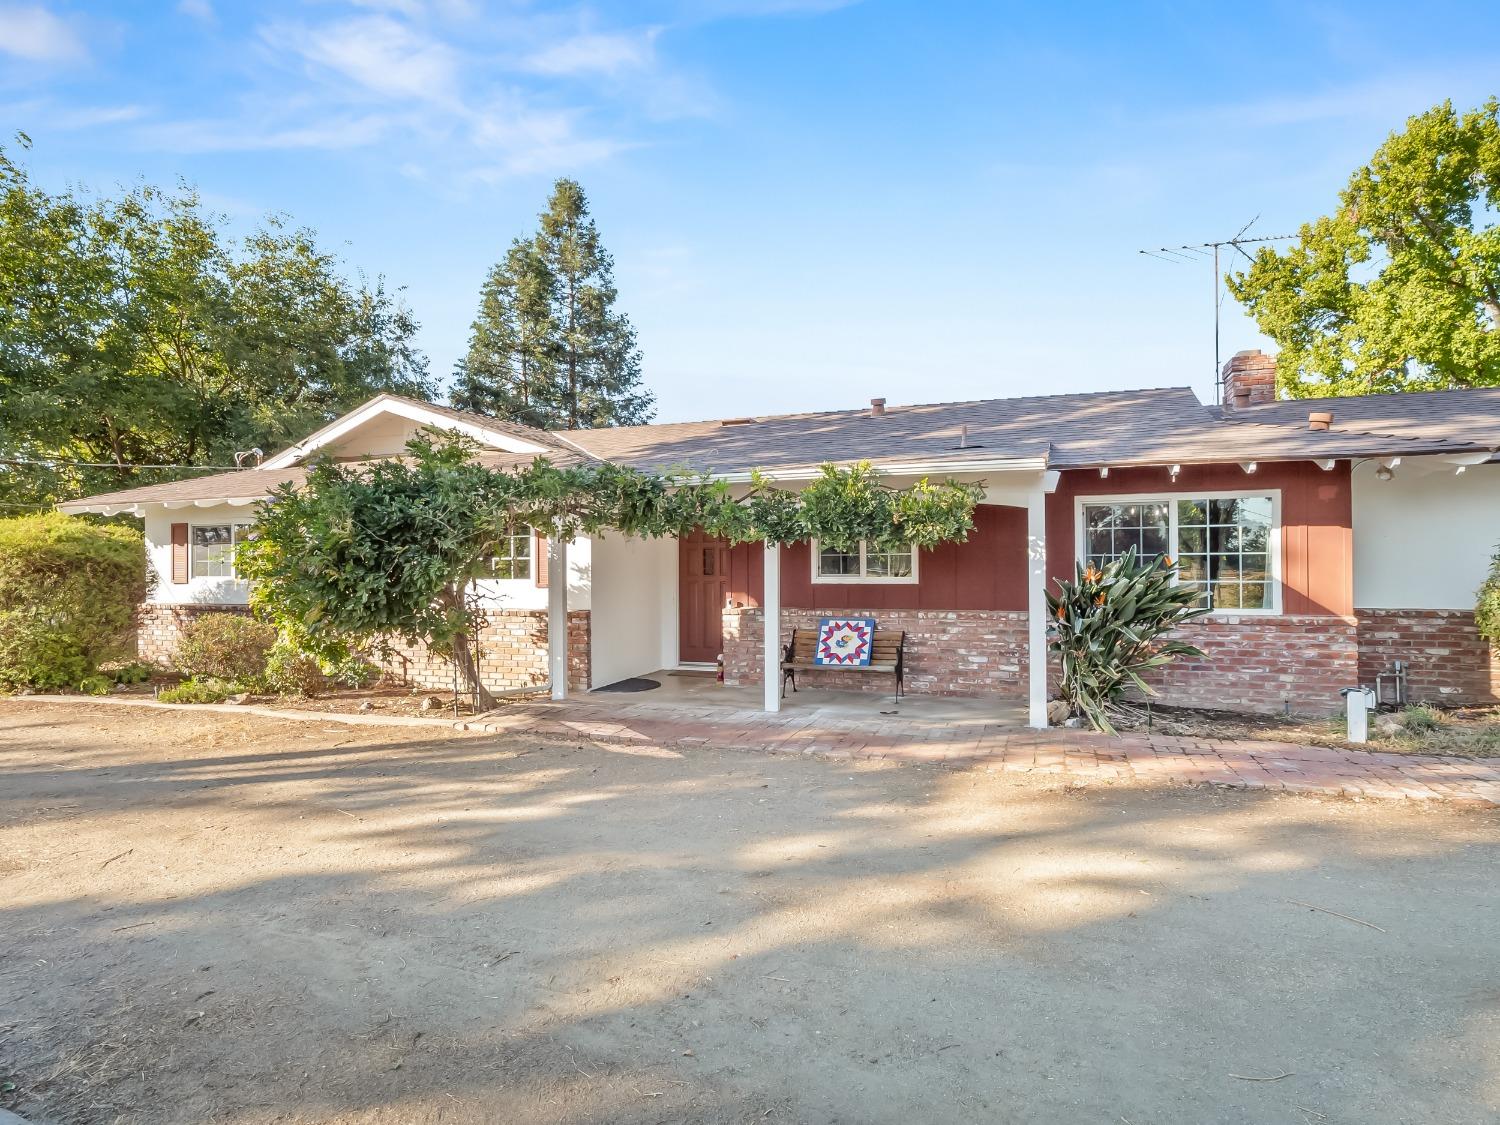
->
[1221,349,1277,409]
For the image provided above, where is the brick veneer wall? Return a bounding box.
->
[135,602,589,695]
[724,606,1359,715]
[381,609,591,695]
[1146,615,1358,715]
[136,603,251,666]
[1355,609,1500,704]
[722,607,1029,698]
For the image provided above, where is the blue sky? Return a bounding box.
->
[2,1,1496,423]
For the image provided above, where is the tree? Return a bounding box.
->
[453,178,655,430]
[0,137,434,507]
[241,437,982,710]
[451,239,558,429]
[1229,99,1500,396]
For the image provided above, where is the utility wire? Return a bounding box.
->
[0,456,241,470]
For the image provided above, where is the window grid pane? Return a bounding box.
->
[478,529,533,581]
[191,525,237,578]
[1176,497,1273,610]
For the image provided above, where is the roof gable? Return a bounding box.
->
[260,394,558,469]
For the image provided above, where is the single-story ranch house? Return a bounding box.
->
[60,350,1500,728]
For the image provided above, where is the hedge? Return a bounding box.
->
[0,512,146,690]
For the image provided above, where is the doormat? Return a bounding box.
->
[593,677,662,693]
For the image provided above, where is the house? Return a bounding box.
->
[59,349,1500,727]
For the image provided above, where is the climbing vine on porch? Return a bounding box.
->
[238,434,984,708]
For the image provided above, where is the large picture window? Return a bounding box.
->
[812,539,918,584]
[473,527,534,581]
[191,523,254,579]
[1079,493,1278,612]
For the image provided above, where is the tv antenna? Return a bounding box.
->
[1139,217,1296,401]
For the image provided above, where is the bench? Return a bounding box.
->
[781,627,906,701]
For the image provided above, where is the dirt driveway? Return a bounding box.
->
[1,700,1496,1125]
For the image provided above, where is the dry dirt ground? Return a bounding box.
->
[1,701,1497,1125]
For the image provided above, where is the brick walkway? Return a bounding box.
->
[464,696,1500,809]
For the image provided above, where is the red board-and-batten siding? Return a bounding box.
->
[718,461,1359,710]
[723,461,1353,617]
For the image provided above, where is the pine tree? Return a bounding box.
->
[453,179,655,430]
[451,239,558,429]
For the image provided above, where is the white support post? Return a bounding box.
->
[1026,485,1049,729]
[547,535,568,701]
[763,541,781,713]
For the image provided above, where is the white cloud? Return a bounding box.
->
[136,113,396,153]
[177,0,214,23]
[268,14,461,105]
[523,29,660,78]
[0,3,87,63]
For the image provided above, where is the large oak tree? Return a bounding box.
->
[0,138,433,505]
[1229,99,1500,396]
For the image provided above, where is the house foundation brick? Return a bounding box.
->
[134,601,589,696]
[381,609,591,696]
[1355,609,1500,704]
[135,603,251,667]
[1148,615,1358,715]
[722,607,1029,698]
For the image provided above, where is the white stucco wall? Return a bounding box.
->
[144,504,592,611]
[144,503,258,605]
[1352,460,1500,610]
[589,531,677,689]
[470,536,591,611]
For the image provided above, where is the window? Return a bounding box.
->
[1078,493,1278,612]
[191,523,253,579]
[812,540,918,583]
[474,527,533,581]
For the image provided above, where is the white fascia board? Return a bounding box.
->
[708,456,1049,484]
[261,395,549,469]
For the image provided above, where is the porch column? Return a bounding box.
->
[763,541,781,713]
[1026,485,1049,728]
[547,534,568,701]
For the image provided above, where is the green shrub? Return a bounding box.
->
[77,674,113,695]
[264,640,325,697]
[158,677,237,704]
[0,513,145,690]
[1477,546,1500,644]
[1399,704,1443,734]
[174,613,275,683]
[1047,548,1210,734]
[110,662,155,684]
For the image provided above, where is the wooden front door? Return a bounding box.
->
[679,529,730,664]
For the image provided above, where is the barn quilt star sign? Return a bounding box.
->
[814,617,875,666]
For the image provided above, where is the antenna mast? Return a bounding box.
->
[1139,219,1295,401]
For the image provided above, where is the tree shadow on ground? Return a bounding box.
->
[0,701,1497,1125]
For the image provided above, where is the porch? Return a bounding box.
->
[584,668,1027,733]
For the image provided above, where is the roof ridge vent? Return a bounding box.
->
[718,417,758,427]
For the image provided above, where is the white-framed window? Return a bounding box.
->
[473,527,534,581]
[811,539,919,584]
[191,523,254,579]
[1076,491,1281,614]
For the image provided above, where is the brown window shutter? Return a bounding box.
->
[170,523,189,583]
[534,532,548,587]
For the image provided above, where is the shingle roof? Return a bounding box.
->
[562,385,1494,473]
[58,383,1498,511]
[1217,386,1500,449]
[57,450,565,512]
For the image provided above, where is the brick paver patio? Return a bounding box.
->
[463,695,1500,809]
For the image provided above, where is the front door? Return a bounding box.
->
[679,529,729,664]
